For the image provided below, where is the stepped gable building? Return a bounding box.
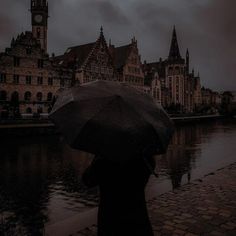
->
[0,0,70,117]
[54,28,115,85]
[143,27,202,113]
[109,37,145,90]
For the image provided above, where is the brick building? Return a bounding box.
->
[143,27,202,113]
[0,0,71,117]
[54,28,115,85]
[109,37,145,91]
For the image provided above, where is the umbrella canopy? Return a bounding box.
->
[50,80,174,162]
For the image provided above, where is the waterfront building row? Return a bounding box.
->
[0,0,227,117]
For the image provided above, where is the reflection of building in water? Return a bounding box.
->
[170,124,202,146]
[160,124,203,189]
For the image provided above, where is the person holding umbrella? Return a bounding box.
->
[50,80,174,236]
[82,150,156,236]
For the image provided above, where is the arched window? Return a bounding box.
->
[47,92,53,101]
[175,66,180,74]
[168,67,173,75]
[26,107,32,114]
[37,28,41,38]
[11,91,19,102]
[37,92,43,101]
[0,91,7,101]
[24,91,31,101]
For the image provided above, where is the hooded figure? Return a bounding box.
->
[83,154,155,236]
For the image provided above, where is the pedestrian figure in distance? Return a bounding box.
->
[83,153,156,236]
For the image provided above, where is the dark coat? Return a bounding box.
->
[83,157,155,236]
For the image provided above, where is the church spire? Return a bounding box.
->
[168,26,182,61]
[186,48,189,74]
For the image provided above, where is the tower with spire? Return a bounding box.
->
[168,26,182,62]
[31,0,49,52]
[165,26,186,108]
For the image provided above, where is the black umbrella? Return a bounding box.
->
[49,80,174,162]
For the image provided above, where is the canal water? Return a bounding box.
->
[0,119,236,235]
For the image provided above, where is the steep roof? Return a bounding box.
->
[143,61,166,78]
[114,44,131,69]
[54,42,95,68]
[10,31,41,49]
[168,26,182,62]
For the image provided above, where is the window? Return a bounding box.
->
[37,77,43,85]
[48,77,53,85]
[175,67,180,74]
[14,57,20,67]
[47,92,53,101]
[13,75,19,84]
[36,92,43,101]
[26,76,32,85]
[37,107,43,114]
[0,91,7,101]
[26,107,32,114]
[38,59,44,68]
[11,92,19,102]
[60,79,65,87]
[24,92,31,101]
[37,28,41,38]
[168,67,173,75]
[0,73,6,83]
[26,47,32,55]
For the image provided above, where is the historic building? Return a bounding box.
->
[109,37,145,91]
[201,88,221,109]
[0,0,71,117]
[142,63,162,104]
[55,34,145,91]
[54,28,115,85]
[143,27,202,113]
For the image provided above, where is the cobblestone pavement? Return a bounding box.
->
[76,163,236,236]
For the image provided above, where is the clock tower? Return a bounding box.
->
[31,0,48,52]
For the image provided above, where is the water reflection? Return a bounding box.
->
[150,120,236,194]
[0,120,236,234]
[0,136,96,235]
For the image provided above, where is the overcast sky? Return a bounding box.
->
[0,0,235,91]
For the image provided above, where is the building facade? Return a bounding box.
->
[0,0,71,117]
[54,28,115,85]
[143,27,202,113]
[109,37,145,91]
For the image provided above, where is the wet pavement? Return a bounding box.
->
[76,162,236,236]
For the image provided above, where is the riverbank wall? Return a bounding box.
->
[0,115,231,137]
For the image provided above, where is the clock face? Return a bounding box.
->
[34,14,43,23]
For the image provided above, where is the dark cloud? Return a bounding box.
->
[0,0,235,91]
